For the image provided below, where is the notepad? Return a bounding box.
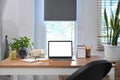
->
[22,58,38,62]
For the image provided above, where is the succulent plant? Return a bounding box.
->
[104,0,120,46]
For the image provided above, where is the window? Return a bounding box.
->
[44,0,76,51]
[97,0,119,51]
[45,21,75,48]
[34,0,76,52]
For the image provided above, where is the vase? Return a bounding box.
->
[104,45,120,61]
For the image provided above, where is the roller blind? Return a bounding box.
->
[97,0,119,51]
[44,0,76,21]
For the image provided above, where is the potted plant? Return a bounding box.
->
[9,36,33,58]
[104,0,120,61]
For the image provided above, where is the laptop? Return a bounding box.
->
[48,40,73,60]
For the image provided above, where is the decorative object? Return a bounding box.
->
[18,48,27,59]
[104,0,120,61]
[9,51,16,60]
[30,49,45,59]
[104,45,120,60]
[9,36,33,58]
[4,35,9,59]
[77,45,86,58]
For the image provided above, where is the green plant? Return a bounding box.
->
[19,36,33,49]
[104,0,120,46]
[9,36,33,51]
[9,38,20,51]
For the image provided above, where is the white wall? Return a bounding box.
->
[2,0,19,40]
[2,0,34,59]
[19,0,33,39]
[0,0,2,60]
[77,0,103,56]
[2,0,33,41]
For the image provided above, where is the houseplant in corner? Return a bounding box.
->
[104,0,120,61]
[9,36,33,58]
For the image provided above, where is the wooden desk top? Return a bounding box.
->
[0,56,102,68]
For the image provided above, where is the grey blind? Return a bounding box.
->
[44,0,76,21]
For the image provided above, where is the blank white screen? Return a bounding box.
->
[49,41,72,57]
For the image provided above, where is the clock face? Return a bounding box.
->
[19,49,27,59]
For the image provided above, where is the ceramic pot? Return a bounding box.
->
[104,45,120,61]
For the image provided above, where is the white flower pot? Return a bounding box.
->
[104,45,120,61]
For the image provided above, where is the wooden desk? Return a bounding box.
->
[0,56,101,75]
[0,56,115,80]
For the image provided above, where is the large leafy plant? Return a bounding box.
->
[9,36,33,51]
[104,0,120,46]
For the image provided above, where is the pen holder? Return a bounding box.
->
[85,46,92,58]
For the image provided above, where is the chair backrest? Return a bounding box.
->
[66,60,112,80]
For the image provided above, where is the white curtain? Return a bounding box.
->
[34,0,58,80]
[34,0,46,51]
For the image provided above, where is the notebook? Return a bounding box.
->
[48,40,73,60]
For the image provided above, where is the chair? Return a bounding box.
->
[66,60,112,80]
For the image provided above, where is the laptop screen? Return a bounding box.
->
[48,41,73,59]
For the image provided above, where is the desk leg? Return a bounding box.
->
[10,75,18,80]
[10,75,34,80]
[109,68,115,80]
